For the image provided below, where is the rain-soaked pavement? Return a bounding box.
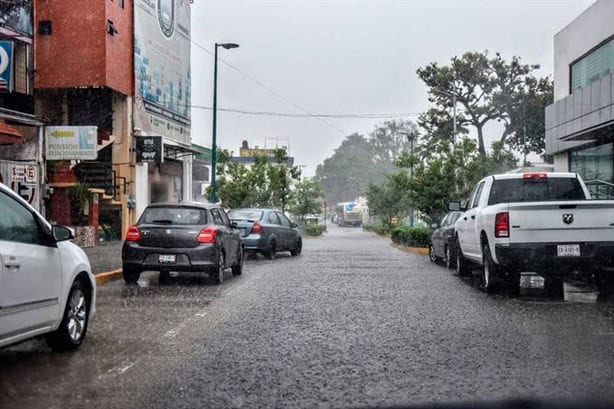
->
[1,225,614,408]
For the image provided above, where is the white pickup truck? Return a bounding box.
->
[452,172,614,296]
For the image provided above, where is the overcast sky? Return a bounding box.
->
[190,0,593,176]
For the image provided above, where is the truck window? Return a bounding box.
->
[471,182,485,208]
[488,178,586,205]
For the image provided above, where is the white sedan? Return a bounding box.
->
[0,183,96,350]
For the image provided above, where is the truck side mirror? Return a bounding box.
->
[448,201,461,211]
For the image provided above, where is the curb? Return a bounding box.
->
[391,243,429,255]
[95,268,122,285]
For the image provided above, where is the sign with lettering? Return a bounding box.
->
[136,136,163,163]
[46,126,97,160]
[0,41,14,92]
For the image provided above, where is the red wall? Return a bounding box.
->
[35,0,133,96]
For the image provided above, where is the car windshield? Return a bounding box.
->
[488,177,586,205]
[140,207,207,225]
[228,209,264,221]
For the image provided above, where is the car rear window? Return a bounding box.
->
[140,207,207,225]
[488,177,586,205]
[228,210,264,221]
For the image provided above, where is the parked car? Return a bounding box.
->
[228,208,302,259]
[452,172,614,295]
[429,211,464,269]
[121,202,243,285]
[0,183,96,351]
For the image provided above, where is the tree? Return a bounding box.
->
[288,178,324,221]
[365,171,412,227]
[417,51,551,156]
[267,149,301,212]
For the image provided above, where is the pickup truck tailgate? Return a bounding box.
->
[508,201,614,243]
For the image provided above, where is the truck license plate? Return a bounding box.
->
[557,244,580,257]
[159,254,176,263]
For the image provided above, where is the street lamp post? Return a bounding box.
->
[400,131,416,227]
[210,42,239,204]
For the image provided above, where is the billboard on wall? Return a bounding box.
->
[46,126,97,160]
[0,41,13,92]
[134,0,191,146]
[0,0,33,36]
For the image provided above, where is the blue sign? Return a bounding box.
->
[0,41,13,92]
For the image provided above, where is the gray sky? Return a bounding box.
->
[191,0,593,176]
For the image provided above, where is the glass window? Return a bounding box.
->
[228,210,263,221]
[277,213,291,227]
[472,182,485,208]
[267,212,281,225]
[218,209,231,226]
[141,207,207,225]
[210,209,224,225]
[570,143,613,184]
[0,192,42,245]
[570,38,614,92]
[488,178,585,205]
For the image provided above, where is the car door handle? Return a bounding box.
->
[4,258,20,268]
[463,217,467,221]
[471,215,476,219]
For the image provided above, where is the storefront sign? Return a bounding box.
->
[0,41,14,92]
[0,160,39,210]
[134,0,191,145]
[0,0,33,36]
[136,136,163,163]
[46,126,97,160]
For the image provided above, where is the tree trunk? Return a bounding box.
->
[477,126,486,156]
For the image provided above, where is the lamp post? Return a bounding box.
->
[401,131,417,226]
[210,42,239,204]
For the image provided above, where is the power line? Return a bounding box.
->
[190,39,349,134]
[188,105,421,119]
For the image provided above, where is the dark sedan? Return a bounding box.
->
[429,211,464,269]
[121,202,243,285]
[228,208,302,259]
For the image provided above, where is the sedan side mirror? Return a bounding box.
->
[290,222,299,228]
[231,221,239,229]
[53,225,74,242]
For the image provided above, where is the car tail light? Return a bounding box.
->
[495,212,509,238]
[197,227,218,243]
[125,225,142,241]
[251,222,263,234]
[523,172,547,180]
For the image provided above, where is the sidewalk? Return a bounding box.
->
[83,241,123,275]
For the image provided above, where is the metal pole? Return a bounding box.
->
[452,94,457,149]
[410,137,414,227]
[210,44,219,203]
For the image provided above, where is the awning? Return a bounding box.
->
[0,119,23,144]
[163,139,199,160]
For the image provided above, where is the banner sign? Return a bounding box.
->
[0,160,39,210]
[0,41,13,92]
[46,126,97,160]
[134,0,191,145]
[0,0,33,36]
[136,136,163,163]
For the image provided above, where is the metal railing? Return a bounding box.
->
[584,179,614,200]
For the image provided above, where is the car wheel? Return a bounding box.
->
[232,248,244,276]
[428,244,437,263]
[213,251,225,284]
[482,243,501,294]
[455,239,471,277]
[46,280,90,351]
[264,240,277,260]
[122,265,140,284]
[445,245,455,270]
[290,238,302,256]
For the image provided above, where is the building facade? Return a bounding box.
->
[545,0,614,199]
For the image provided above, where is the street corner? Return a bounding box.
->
[95,268,123,286]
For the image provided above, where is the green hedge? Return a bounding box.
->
[303,224,326,236]
[363,222,392,236]
[391,225,431,247]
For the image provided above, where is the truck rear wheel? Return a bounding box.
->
[482,243,501,294]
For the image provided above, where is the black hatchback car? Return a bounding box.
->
[429,210,464,269]
[121,202,243,285]
[228,208,302,259]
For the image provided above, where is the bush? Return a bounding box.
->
[303,224,326,236]
[391,225,431,247]
[363,222,392,236]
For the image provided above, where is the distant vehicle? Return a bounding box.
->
[452,172,614,295]
[335,202,362,227]
[228,208,302,259]
[0,183,96,351]
[429,211,464,269]
[121,202,244,285]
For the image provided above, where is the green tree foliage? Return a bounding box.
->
[288,178,324,221]
[365,170,412,227]
[417,51,552,156]
[315,120,417,205]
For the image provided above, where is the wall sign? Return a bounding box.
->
[136,136,163,163]
[46,126,97,160]
[0,41,14,92]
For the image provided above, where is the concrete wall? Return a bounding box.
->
[553,0,614,101]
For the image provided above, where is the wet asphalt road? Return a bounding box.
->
[2,225,614,409]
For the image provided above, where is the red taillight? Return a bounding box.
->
[495,212,509,238]
[523,172,547,180]
[125,225,141,241]
[251,222,263,234]
[197,227,218,243]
